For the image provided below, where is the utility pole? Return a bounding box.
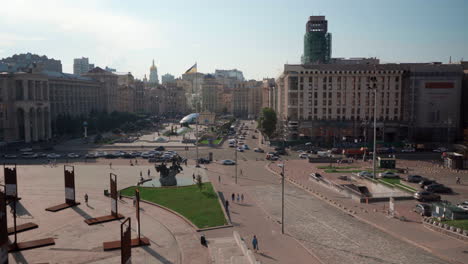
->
[368,66,378,180]
[278,163,285,234]
[235,138,238,184]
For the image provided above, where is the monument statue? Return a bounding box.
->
[155,158,183,186]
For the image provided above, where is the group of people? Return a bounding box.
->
[231,193,244,203]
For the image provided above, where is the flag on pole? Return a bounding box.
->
[185,63,197,74]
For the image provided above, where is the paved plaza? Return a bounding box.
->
[2,164,208,263]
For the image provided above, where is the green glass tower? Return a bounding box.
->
[302,16,332,64]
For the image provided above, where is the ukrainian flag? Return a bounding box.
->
[185,63,197,74]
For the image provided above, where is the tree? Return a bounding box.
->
[258,108,277,138]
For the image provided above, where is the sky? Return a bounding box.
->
[1,0,467,80]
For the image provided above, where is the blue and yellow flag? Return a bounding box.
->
[185,63,197,74]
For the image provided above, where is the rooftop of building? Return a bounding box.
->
[283,62,463,73]
[41,70,96,81]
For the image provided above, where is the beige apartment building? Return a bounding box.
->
[83,67,119,113]
[201,75,223,113]
[277,64,405,141]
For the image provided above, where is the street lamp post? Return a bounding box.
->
[235,139,238,184]
[278,162,285,234]
[369,73,378,179]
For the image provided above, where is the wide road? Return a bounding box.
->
[206,121,448,264]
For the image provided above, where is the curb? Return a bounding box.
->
[264,163,464,264]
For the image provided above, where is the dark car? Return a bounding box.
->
[414,191,441,202]
[197,158,210,164]
[406,175,424,183]
[155,146,165,151]
[413,203,432,216]
[275,149,287,155]
[419,179,437,188]
[424,184,453,193]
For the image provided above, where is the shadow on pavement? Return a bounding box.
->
[142,246,173,264]
[9,201,33,218]
[72,206,94,220]
[258,252,277,260]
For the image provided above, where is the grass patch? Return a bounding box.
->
[324,169,363,173]
[317,165,360,169]
[199,138,222,145]
[120,183,227,228]
[440,219,468,231]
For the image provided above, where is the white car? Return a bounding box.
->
[221,159,236,165]
[47,153,61,159]
[457,201,468,211]
[378,171,399,178]
[299,153,309,159]
[236,147,244,152]
[67,153,80,158]
[401,148,415,153]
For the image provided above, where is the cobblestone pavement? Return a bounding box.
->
[250,183,448,264]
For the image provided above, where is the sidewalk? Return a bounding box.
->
[204,163,321,264]
[267,160,468,264]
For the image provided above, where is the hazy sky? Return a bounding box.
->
[1,0,467,80]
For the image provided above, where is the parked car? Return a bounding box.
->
[378,171,399,178]
[47,153,61,159]
[299,153,309,159]
[414,191,441,202]
[269,155,279,161]
[424,184,453,193]
[4,154,18,159]
[254,148,264,153]
[457,201,468,211]
[236,147,244,152]
[85,153,97,159]
[401,148,416,153]
[358,171,373,177]
[67,153,80,158]
[242,144,250,150]
[95,151,107,158]
[19,148,33,152]
[405,175,424,183]
[221,159,236,165]
[197,158,210,164]
[155,146,165,151]
[413,203,432,216]
[433,147,447,153]
[419,179,437,188]
[22,152,38,159]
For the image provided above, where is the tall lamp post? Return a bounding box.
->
[235,138,238,184]
[369,74,378,179]
[277,162,285,234]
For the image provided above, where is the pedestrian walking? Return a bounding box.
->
[193,173,196,182]
[84,193,88,205]
[237,194,240,203]
[147,169,150,177]
[252,235,258,252]
[456,176,461,184]
[133,196,136,207]
[135,159,138,165]
[241,194,244,203]
[240,169,243,176]
[130,160,133,166]
[109,162,112,169]
[225,200,229,210]
[140,171,143,177]
[218,175,221,183]
[231,193,235,202]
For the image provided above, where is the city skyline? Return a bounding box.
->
[1,0,467,80]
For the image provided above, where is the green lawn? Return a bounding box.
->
[317,165,360,169]
[199,138,222,145]
[441,219,468,231]
[120,183,227,228]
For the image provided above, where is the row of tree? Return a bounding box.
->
[53,111,151,136]
[258,107,277,138]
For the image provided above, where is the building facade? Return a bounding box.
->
[161,73,175,84]
[276,63,464,143]
[83,67,119,113]
[73,57,94,75]
[214,69,245,81]
[302,16,332,64]
[201,75,223,113]
[0,72,51,143]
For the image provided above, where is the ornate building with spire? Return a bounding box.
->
[149,59,159,84]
